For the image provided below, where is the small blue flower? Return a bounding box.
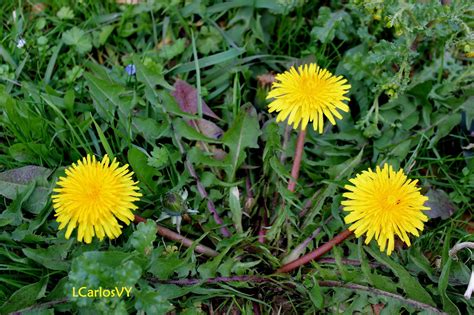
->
[125,64,136,76]
[17,38,26,48]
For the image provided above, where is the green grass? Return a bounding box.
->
[0,0,473,314]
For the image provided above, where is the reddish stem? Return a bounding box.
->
[276,229,353,273]
[287,129,306,192]
[134,215,218,257]
[150,275,271,286]
[185,160,231,238]
[258,206,268,243]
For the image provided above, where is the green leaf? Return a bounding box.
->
[148,251,185,280]
[429,112,462,148]
[0,277,48,314]
[365,247,435,306]
[390,139,412,160]
[229,186,243,233]
[438,258,461,315]
[0,166,52,214]
[311,7,351,43]
[135,288,174,314]
[358,241,398,293]
[159,38,186,59]
[303,149,363,228]
[173,118,221,143]
[133,57,172,90]
[57,6,74,20]
[84,72,124,121]
[148,146,169,169]
[62,27,92,54]
[196,26,221,55]
[127,146,160,192]
[221,104,261,181]
[309,277,324,309]
[130,221,157,256]
[132,117,170,141]
[22,241,72,271]
[98,25,115,46]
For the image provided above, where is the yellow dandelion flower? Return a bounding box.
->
[342,164,430,255]
[266,63,351,133]
[52,154,142,244]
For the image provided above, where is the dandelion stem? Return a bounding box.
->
[288,129,306,192]
[134,215,219,257]
[276,229,353,273]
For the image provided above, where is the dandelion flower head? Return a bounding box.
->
[266,63,351,133]
[342,164,430,255]
[52,154,142,243]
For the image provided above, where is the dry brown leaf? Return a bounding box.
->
[171,79,219,119]
[257,73,275,87]
[31,3,47,14]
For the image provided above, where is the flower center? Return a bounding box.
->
[85,182,103,201]
[386,195,401,207]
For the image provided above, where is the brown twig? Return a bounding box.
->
[276,229,353,273]
[319,281,447,314]
[287,129,306,192]
[134,215,218,257]
[282,216,333,264]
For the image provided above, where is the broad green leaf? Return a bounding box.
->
[0,277,48,314]
[22,241,72,271]
[159,38,186,59]
[309,277,324,309]
[148,251,185,280]
[45,277,68,301]
[127,146,160,192]
[365,247,435,306]
[98,25,115,46]
[132,117,170,141]
[221,104,261,181]
[428,112,462,148]
[133,57,172,90]
[438,258,461,315]
[129,221,157,256]
[57,6,74,20]
[135,288,174,314]
[173,118,221,143]
[84,72,123,121]
[0,182,34,227]
[62,27,92,54]
[0,166,52,214]
[358,241,398,293]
